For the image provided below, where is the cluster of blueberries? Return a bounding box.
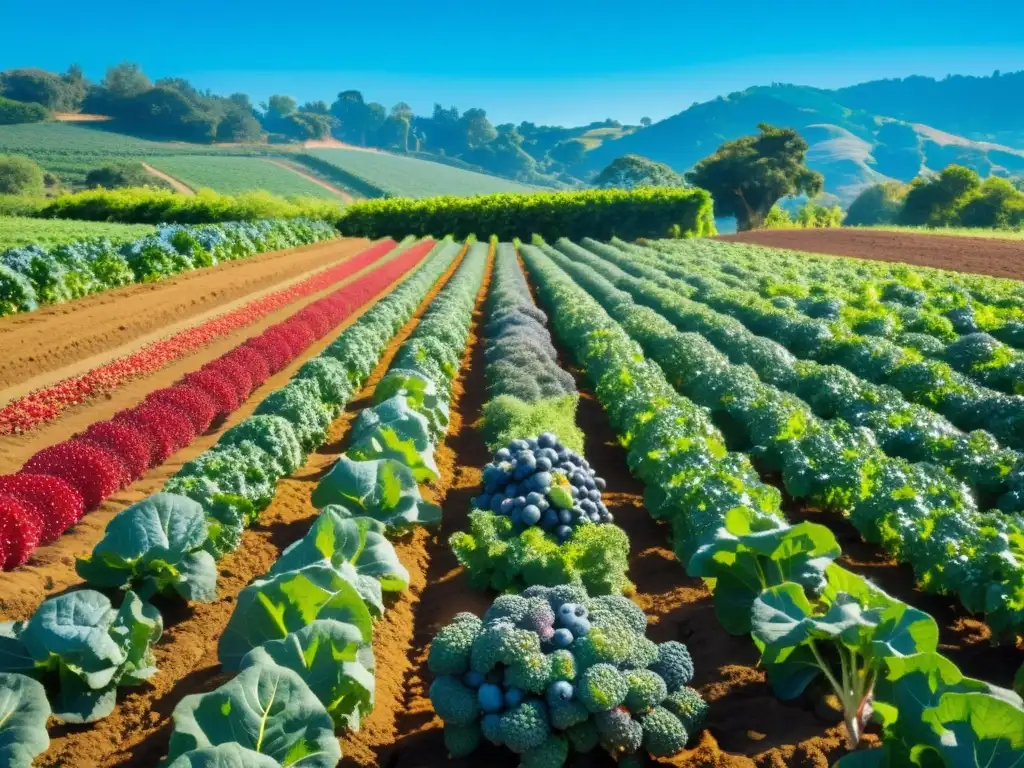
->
[471,433,611,542]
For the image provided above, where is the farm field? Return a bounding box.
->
[0,234,1021,768]
[306,147,544,197]
[144,156,347,199]
[0,217,155,249]
[723,226,1024,279]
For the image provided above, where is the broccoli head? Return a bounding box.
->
[548,698,589,730]
[499,699,551,754]
[565,719,599,754]
[428,614,482,676]
[429,676,480,726]
[640,706,688,757]
[594,707,643,756]
[663,686,708,732]
[484,594,531,624]
[588,594,648,635]
[649,641,694,692]
[521,734,569,768]
[577,663,629,713]
[519,597,556,641]
[504,648,554,693]
[623,669,668,715]
[573,619,638,670]
[548,649,577,681]
[444,722,482,758]
[471,623,543,674]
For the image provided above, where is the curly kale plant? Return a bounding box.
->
[427,585,706,765]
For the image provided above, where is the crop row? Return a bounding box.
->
[576,238,1024,514]
[541,239,1024,638]
[0,238,424,568]
[518,241,1024,765]
[0,218,337,318]
[0,238,399,435]
[0,237,454,764]
[615,239,1024,450]
[155,238,487,763]
[654,240,1024,394]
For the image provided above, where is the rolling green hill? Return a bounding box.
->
[580,74,1024,204]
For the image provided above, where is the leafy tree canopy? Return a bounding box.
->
[594,154,683,190]
[844,181,909,226]
[685,123,823,230]
[0,154,45,195]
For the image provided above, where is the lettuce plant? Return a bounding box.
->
[0,590,162,722]
[0,672,50,768]
[76,493,218,603]
[347,394,439,482]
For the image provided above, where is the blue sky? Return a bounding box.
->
[3,0,1023,125]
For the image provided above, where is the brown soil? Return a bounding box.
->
[0,237,368,393]
[720,229,1024,281]
[302,138,383,154]
[140,163,194,195]
[264,158,354,202]
[18,243,469,768]
[0,243,396,612]
[53,113,113,122]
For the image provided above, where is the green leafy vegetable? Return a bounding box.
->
[347,394,439,482]
[0,672,50,768]
[162,743,281,768]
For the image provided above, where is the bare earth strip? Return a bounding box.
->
[141,162,194,195]
[0,237,369,390]
[721,228,1024,281]
[263,158,354,202]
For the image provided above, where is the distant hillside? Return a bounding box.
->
[580,72,1024,204]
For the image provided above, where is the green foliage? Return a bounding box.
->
[0,672,50,768]
[84,161,158,189]
[76,493,218,602]
[147,156,345,199]
[0,589,162,723]
[217,562,375,671]
[39,187,343,224]
[845,181,910,226]
[481,395,584,454]
[900,165,983,226]
[685,123,823,230]
[0,96,49,125]
[0,216,154,250]
[450,510,631,595]
[165,662,341,767]
[593,154,683,190]
[162,744,280,768]
[337,187,716,241]
[0,153,44,195]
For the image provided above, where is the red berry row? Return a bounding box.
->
[0,239,437,570]
[0,238,399,436]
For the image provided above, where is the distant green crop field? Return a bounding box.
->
[306,148,542,198]
[0,216,156,250]
[146,156,344,199]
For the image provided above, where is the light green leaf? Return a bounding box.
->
[218,563,374,671]
[920,692,1024,767]
[751,582,814,648]
[0,672,50,767]
[162,743,281,768]
[166,663,340,768]
[311,456,440,530]
[240,620,375,731]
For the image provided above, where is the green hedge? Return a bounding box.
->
[336,187,716,241]
[37,187,344,223]
[0,97,50,126]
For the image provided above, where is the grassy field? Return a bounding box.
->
[145,156,344,199]
[861,225,1024,240]
[305,148,543,197]
[0,216,156,250]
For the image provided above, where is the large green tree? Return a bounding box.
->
[594,154,683,190]
[844,181,909,226]
[898,164,981,226]
[685,123,823,230]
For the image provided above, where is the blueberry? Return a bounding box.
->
[569,617,591,636]
[522,504,541,525]
[546,680,574,705]
[600,511,613,523]
[505,483,518,497]
[555,525,573,542]
[579,499,596,514]
[515,496,527,507]
[536,498,549,512]
[478,683,504,713]
[536,457,552,473]
[595,477,607,491]
[510,507,523,525]
[463,671,484,688]
[533,471,552,490]
[573,605,587,618]
[589,511,601,523]
[495,448,512,462]
[541,508,559,529]
[526,491,544,506]
[557,604,578,624]
[597,502,608,515]
[539,432,557,448]
[504,687,525,707]
[499,497,515,514]
[527,438,539,450]
[584,476,596,491]
[510,439,528,452]
[571,471,587,487]
[551,628,574,648]
[477,493,491,510]
[558,509,573,525]
[490,496,505,513]
[569,485,580,498]
[588,489,602,503]
[517,451,536,467]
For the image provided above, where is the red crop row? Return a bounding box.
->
[0,238,436,570]
[0,238,399,436]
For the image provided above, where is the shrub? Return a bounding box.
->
[84,162,156,190]
[336,187,716,241]
[225,346,271,388]
[0,474,84,543]
[116,404,196,459]
[79,420,154,477]
[146,386,217,434]
[0,494,43,568]
[0,96,49,125]
[0,154,45,195]
[180,369,241,414]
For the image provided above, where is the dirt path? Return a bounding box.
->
[0,238,368,390]
[141,163,194,195]
[721,229,1024,281]
[264,158,354,202]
